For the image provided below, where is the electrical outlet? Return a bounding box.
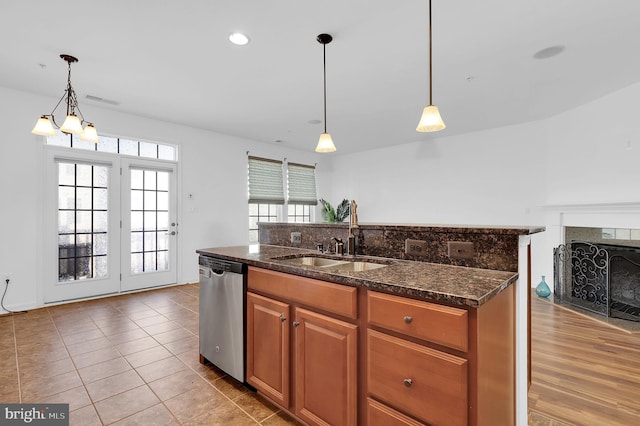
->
[2,273,12,285]
[448,241,474,260]
[290,232,301,244]
[405,239,427,256]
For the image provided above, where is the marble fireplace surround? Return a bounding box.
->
[545,202,640,330]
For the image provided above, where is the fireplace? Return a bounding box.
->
[554,227,640,321]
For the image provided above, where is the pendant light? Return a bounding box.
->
[32,54,99,143]
[416,0,446,132]
[315,33,337,153]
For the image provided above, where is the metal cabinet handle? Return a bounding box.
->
[404,378,413,387]
[403,316,413,324]
[280,315,286,322]
[292,321,300,327]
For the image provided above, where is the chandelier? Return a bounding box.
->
[31,54,99,143]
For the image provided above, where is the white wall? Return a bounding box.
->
[3,81,639,312]
[325,82,640,283]
[0,86,324,312]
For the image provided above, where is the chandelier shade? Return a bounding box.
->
[31,115,57,136]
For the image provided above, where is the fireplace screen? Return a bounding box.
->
[554,241,640,321]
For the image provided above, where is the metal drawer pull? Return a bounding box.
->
[403,316,413,324]
[404,378,413,387]
[293,321,300,327]
[280,315,286,322]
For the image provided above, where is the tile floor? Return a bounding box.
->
[0,284,301,425]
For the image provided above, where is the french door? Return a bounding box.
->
[120,158,177,291]
[44,148,177,303]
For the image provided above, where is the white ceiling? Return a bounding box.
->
[2,0,640,154]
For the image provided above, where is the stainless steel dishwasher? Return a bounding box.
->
[198,255,246,383]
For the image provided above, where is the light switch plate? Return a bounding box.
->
[405,239,427,256]
[291,232,301,244]
[448,241,474,259]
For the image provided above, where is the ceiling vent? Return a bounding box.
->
[85,94,120,106]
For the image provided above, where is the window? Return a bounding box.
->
[248,157,285,243]
[286,162,317,223]
[288,204,312,223]
[248,204,279,243]
[247,157,318,242]
[46,131,177,161]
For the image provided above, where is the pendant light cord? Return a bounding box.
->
[429,0,433,106]
[323,42,328,133]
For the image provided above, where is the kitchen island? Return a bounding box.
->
[198,244,518,425]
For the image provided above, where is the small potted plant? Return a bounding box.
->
[319,199,350,223]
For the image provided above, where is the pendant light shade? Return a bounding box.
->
[416,105,446,132]
[32,54,99,142]
[315,33,336,153]
[316,132,336,153]
[416,0,446,133]
[60,113,83,134]
[31,115,57,136]
[80,123,99,143]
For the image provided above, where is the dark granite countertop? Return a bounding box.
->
[196,245,518,308]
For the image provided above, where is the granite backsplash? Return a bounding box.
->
[259,223,544,272]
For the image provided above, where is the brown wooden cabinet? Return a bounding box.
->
[247,266,516,426]
[247,267,358,426]
[365,285,515,426]
[295,307,358,426]
[246,292,290,407]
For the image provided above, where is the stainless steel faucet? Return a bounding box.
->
[331,237,344,255]
[348,200,358,256]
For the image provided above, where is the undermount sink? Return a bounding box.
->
[277,255,388,272]
[281,256,348,267]
[325,261,388,272]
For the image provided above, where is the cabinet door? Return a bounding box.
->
[247,292,290,407]
[294,307,358,426]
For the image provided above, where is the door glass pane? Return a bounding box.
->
[58,162,109,282]
[76,164,92,186]
[94,188,108,210]
[131,169,144,189]
[131,190,143,210]
[130,168,171,274]
[76,188,92,209]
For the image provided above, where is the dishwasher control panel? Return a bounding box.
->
[198,256,245,274]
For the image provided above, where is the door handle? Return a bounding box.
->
[166,231,176,235]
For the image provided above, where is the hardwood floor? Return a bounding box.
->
[529,293,640,426]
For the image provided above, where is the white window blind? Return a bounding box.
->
[287,162,318,205]
[247,156,285,204]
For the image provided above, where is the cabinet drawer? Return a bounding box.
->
[249,267,357,319]
[367,329,467,426]
[367,291,468,352]
[367,397,425,426]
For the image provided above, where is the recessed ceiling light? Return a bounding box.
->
[229,32,250,46]
[533,45,565,60]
